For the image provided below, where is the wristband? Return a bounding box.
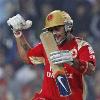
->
[14,31,22,38]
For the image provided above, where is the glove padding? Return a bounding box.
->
[7,14,32,32]
[50,50,73,64]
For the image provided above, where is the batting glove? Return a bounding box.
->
[7,14,32,38]
[50,50,73,64]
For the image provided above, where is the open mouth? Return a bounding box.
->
[54,34,63,43]
[54,34,62,39]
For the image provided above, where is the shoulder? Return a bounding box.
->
[33,42,43,48]
[28,42,43,53]
[74,37,92,50]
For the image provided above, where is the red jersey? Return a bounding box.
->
[27,37,96,100]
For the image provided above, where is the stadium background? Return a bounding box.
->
[0,0,100,100]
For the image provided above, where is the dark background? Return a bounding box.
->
[0,0,100,100]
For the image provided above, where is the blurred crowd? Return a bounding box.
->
[0,0,100,100]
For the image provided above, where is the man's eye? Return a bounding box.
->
[48,28,60,32]
[54,27,60,31]
[48,29,53,32]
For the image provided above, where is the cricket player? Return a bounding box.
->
[7,10,96,100]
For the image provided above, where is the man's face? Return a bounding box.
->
[48,26,66,45]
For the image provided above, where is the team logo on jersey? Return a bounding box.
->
[71,48,77,58]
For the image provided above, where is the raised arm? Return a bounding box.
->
[15,32,31,62]
[7,14,32,62]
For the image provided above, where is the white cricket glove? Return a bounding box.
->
[7,14,32,38]
[50,50,73,64]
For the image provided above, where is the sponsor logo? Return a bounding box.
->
[57,76,68,92]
